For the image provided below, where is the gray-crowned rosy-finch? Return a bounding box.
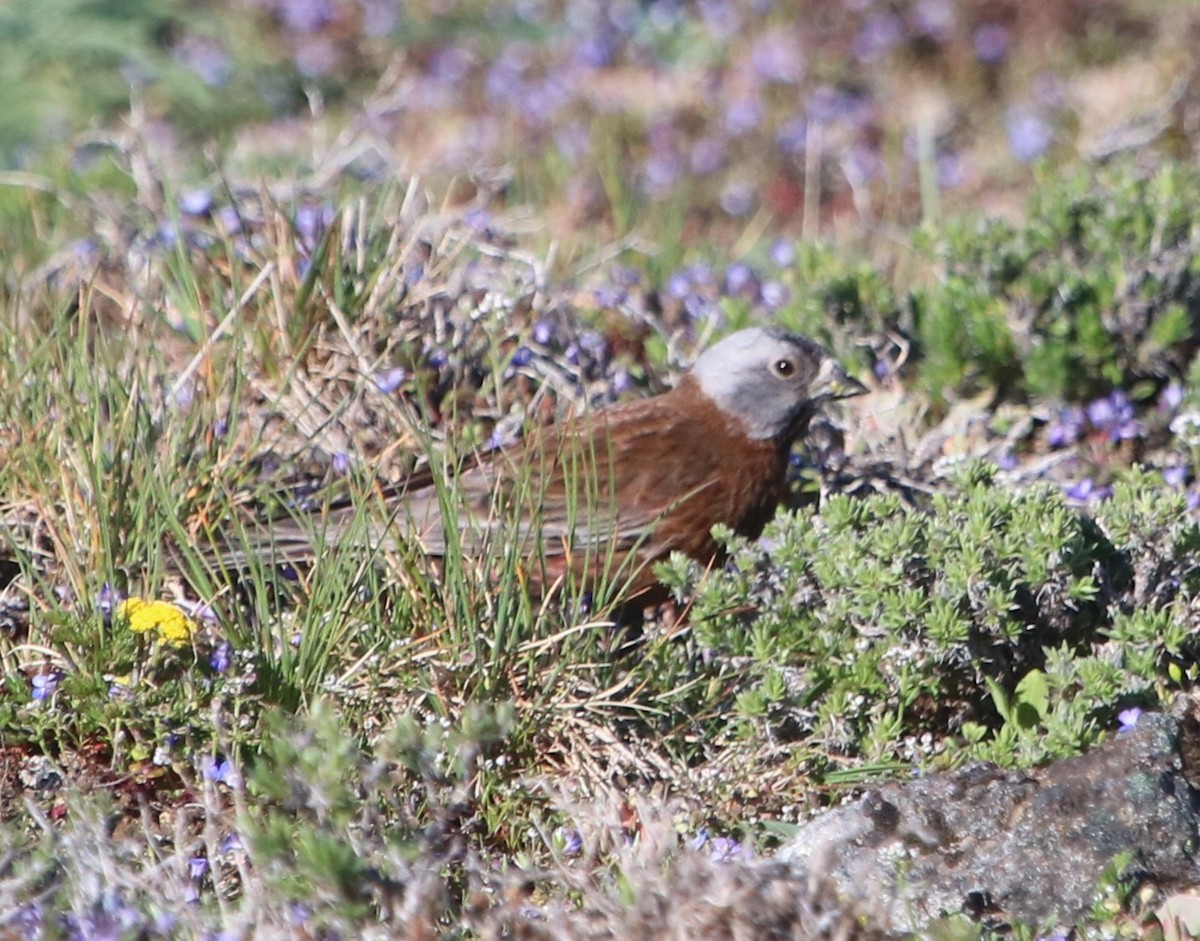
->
[202,327,864,604]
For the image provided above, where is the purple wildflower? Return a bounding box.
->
[214,205,242,235]
[374,367,406,394]
[294,203,334,242]
[750,30,804,84]
[173,36,231,86]
[558,827,583,856]
[911,0,955,40]
[760,280,791,310]
[776,117,808,155]
[96,583,120,619]
[201,756,238,786]
[578,331,607,357]
[666,271,692,300]
[690,136,726,175]
[210,641,232,673]
[464,208,492,233]
[486,426,517,451]
[1117,708,1141,733]
[720,182,756,217]
[698,0,740,35]
[724,96,764,136]
[1064,478,1095,502]
[572,31,617,69]
[31,670,63,702]
[362,0,397,36]
[1085,390,1141,441]
[1160,383,1184,412]
[853,11,905,63]
[180,188,214,216]
[973,24,1009,64]
[709,836,753,863]
[532,319,555,346]
[1045,408,1084,448]
[769,239,796,268]
[1064,478,1112,504]
[643,152,682,196]
[1164,466,1188,488]
[937,152,967,189]
[724,262,756,295]
[279,0,332,33]
[289,902,313,926]
[1005,107,1053,162]
[426,46,471,85]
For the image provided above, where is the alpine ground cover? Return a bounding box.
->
[4,1,1200,937]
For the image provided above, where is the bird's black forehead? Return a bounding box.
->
[761,328,829,360]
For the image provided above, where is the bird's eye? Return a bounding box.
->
[773,358,795,378]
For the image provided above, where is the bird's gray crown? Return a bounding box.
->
[689,327,833,441]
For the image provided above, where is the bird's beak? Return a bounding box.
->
[813,356,868,400]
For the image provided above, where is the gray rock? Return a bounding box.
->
[777,712,1200,933]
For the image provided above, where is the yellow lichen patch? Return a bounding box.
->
[118,597,197,648]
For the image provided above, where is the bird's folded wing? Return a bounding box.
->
[194,397,726,571]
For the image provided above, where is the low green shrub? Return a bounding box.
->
[663,463,1200,773]
[912,163,1200,405]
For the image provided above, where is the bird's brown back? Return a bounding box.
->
[501,374,787,599]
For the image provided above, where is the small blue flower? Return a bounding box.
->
[97,583,122,619]
[210,641,232,673]
[1164,466,1188,488]
[760,280,791,310]
[769,239,796,268]
[180,188,214,216]
[709,836,752,863]
[464,208,492,233]
[1006,107,1053,162]
[1064,478,1095,501]
[1045,408,1084,448]
[374,367,406,394]
[724,96,764,136]
[853,11,905,63]
[557,827,583,856]
[201,756,238,786]
[31,670,63,702]
[720,182,755,217]
[1160,383,1184,412]
[1117,708,1141,733]
[973,24,1009,64]
[750,29,804,84]
[724,262,756,295]
[532,320,555,346]
[690,136,726,175]
[666,271,692,300]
